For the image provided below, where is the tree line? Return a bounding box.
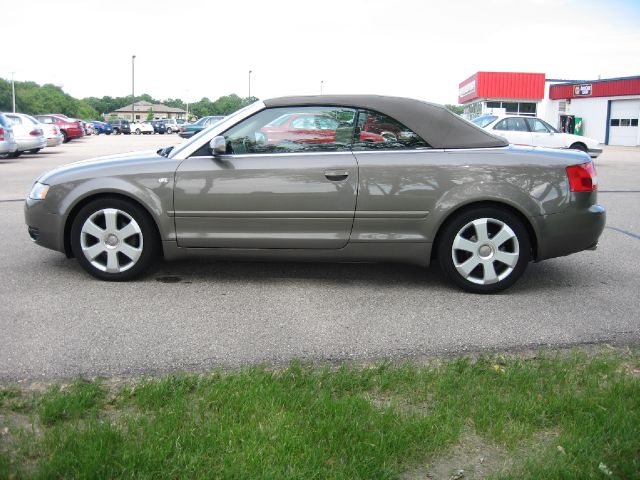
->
[0,78,256,120]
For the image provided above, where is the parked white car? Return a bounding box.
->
[0,113,19,158]
[472,115,602,158]
[2,112,47,156]
[38,121,64,147]
[130,121,154,135]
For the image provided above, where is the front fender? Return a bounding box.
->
[47,176,176,245]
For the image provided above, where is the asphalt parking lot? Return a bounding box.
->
[1,135,639,381]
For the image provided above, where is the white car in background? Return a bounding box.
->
[2,112,47,156]
[130,121,154,135]
[472,115,602,158]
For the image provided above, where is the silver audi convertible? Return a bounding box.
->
[25,95,605,293]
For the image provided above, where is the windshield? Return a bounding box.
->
[471,115,498,128]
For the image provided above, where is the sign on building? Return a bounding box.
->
[573,84,592,96]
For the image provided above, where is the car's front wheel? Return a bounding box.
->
[569,142,587,153]
[70,197,160,281]
[166,127,172,134]
[438,207,531,293]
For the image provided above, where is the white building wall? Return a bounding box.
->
[565,97,610,143]
[544,94,640,144]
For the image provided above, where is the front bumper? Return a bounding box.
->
[535,203,606,261]
[588,147,603,159]
[24,198,66,254]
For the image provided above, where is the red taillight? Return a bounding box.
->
[0,127,4,141]
[29,129,42,136]
[566,162,597,192]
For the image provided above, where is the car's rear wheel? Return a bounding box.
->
[61,131,69,143]
[166,127,173,134]
[70,197,160,281]
[438,207,530,293]
[135,128,141,135]
[26,148,41,154]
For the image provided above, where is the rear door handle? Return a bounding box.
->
[324,170,349,181]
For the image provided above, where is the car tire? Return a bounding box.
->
[61,131,69,143]
[70,197,160,281]
[569,143,587,153]
[7,150,22,159]
[438,206,531,294]
[26,148,42,154]
[166,127,173,134]
[135,128,140,135]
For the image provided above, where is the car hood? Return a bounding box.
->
[38,150,174,184]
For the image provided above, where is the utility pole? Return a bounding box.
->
[320,80,324,95]
[10,72,16,112]
[248,70,252,99]
[132,55,136,121]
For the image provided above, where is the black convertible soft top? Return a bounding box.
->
[264,95,508,149]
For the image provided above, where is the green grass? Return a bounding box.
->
[0,348,639,479]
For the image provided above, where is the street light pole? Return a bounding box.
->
[10,72,16,112]
[320,80,324,95]
[132,55,136,122]
[248,70,252,99]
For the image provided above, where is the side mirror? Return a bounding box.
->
[209,136,226,156]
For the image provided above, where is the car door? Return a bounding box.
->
[349,109,437,244]
[526,118,565,149]
[173,106,359,249]
[492,117,532,146]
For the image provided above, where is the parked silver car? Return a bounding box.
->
[3,112,47,156]
[38,121,64,148]
[0,113,19,158]
[24,96,605,293]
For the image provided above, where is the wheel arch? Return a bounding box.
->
[569,141,588,152]
[63,192,163,259]
[430,200,539,262]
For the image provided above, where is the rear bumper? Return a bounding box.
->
[535,204,606,261]
[65,127,84,139]
[17,137,47,151]
[47,135,64,147]
[0,140,18,154]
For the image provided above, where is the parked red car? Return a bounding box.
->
[260,113,385,145]
[34,114,84,143]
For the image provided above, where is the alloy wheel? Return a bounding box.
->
[451,217,519,285]
[79,208,143,273]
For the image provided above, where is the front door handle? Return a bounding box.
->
[324,170,349,181]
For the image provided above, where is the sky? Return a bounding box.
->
[3,0,640,105]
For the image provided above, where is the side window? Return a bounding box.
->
[495,118,528,132]
[526,118,550,133]
[7,115,22,125]
[352,109,431,150]
[222,106,356,154]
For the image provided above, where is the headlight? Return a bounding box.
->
[29,182,50,200]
